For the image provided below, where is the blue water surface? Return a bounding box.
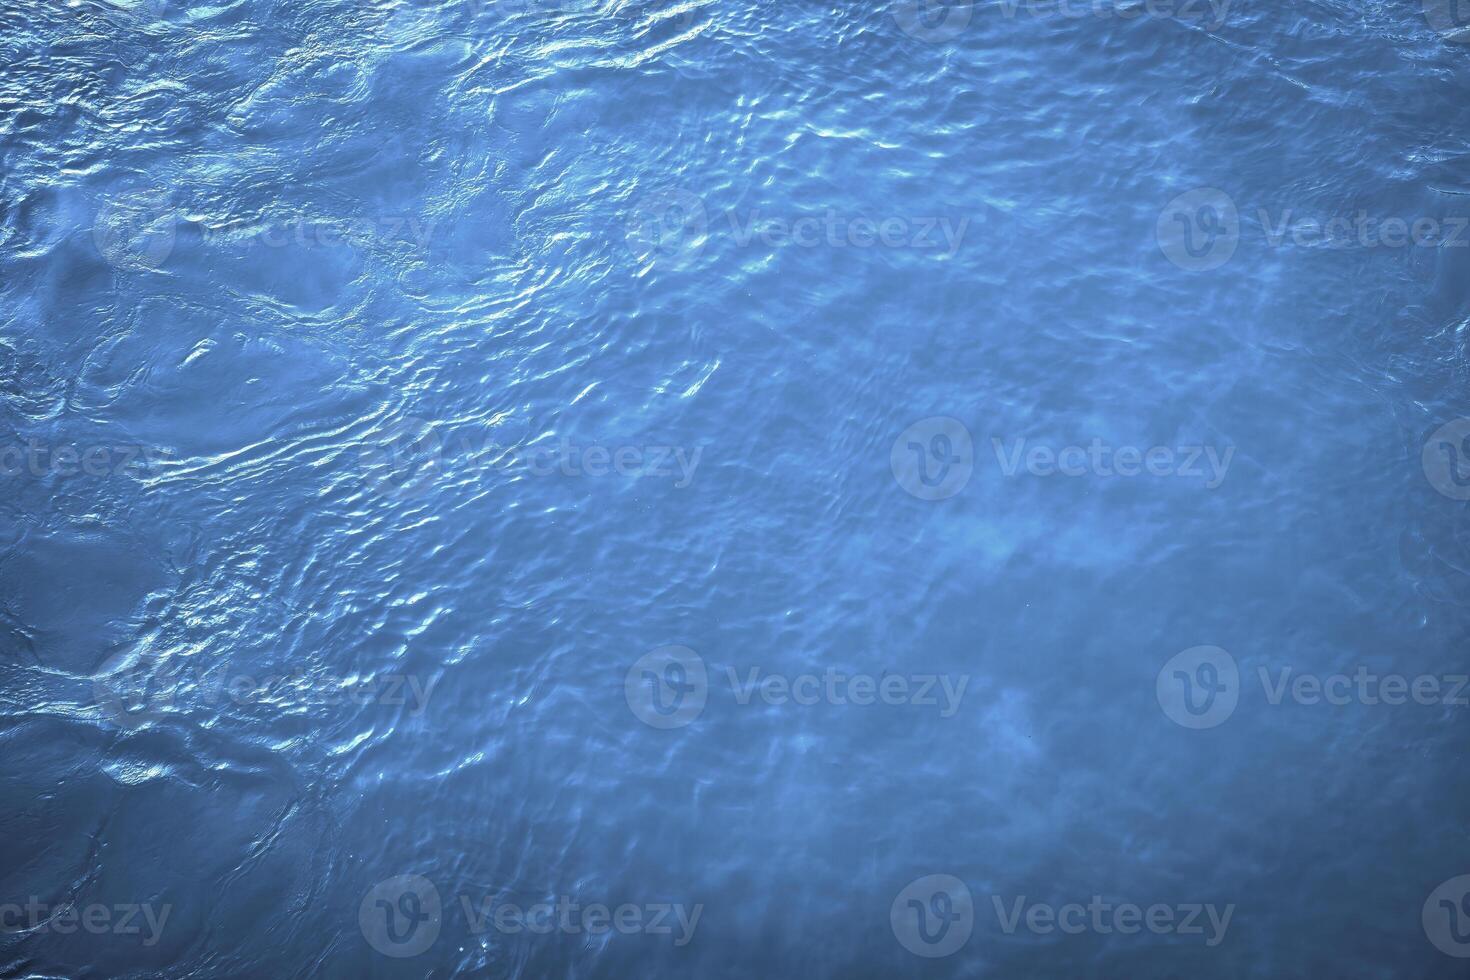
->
[3,0,1470,976]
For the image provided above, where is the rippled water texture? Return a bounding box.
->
[3,0,1470,976]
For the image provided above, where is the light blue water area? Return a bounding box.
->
[2,0,1470,976]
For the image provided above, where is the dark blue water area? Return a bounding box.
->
[3,0,1470,976]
